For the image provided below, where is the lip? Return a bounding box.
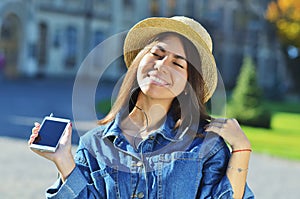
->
[147,74,170,86]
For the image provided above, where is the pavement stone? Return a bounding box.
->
[0,137,77,199]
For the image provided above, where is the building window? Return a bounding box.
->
[53,28,61,48]
[38,22,48,66]
[64,26,77,69]
[1,19,12,40]
[124,0,134,7]
[150,0,159,16]
[93,30,105,47]
[95,0,107,2]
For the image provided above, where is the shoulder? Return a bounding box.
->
[77,121,114,150]
[193,120,230,160]
[202,132,229,156]
[184,120,229,158]
[74,121,115,164]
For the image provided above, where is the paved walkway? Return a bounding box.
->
[247,152,300,198]
[1,136,300,199]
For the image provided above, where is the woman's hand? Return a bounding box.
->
[205,118,251,150]
[28,122,75,181]
[206,118,252,199]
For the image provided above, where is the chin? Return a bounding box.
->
[141,89,176,100]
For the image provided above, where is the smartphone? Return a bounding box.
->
[30,115,70,152]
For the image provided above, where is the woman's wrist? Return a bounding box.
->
[231,141,252,151]
[231,148,252,153]
[54,154,76,182]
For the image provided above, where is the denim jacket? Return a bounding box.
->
[46,113,254,199]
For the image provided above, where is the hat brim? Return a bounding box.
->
[123,17,217,102]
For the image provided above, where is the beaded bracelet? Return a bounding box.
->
[231,149,252,153]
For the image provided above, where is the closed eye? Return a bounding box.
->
[151,52,163,59]
[173,62,184,68]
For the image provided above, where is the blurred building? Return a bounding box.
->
[0,0,289,96]
[196,0,290,96]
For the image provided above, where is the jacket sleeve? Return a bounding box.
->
[46,142,105,199]
[198,140,255,199]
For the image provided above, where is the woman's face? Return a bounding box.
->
[137,35,188,100]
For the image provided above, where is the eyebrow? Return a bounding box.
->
[155,45,187,62]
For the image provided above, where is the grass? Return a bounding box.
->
[243,101,300,161]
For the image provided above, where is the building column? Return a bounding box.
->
[221,1,235,87]
[25,0,38,77]
[159,0,168,16]
[175,0,187,15]
[24,21,38,77]
[111,0,122,34]
[134,0,150,20]
[100,0,123,80]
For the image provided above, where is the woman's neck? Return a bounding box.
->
[122,92,173,139]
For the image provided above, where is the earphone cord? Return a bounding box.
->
[129,88,149,150]
[131,174,140,198]
[129,88,148,197]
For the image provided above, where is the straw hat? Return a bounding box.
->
[123,16,217,102]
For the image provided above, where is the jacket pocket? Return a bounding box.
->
[150,151,203,198]
[91,167,121,199]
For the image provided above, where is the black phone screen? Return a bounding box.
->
[33,120,68,147]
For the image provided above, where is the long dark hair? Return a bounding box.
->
[98,32,211,130]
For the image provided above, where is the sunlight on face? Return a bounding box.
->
[137,35,188,100]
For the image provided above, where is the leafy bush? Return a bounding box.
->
[96,99,112,116]
[228,56,272,128]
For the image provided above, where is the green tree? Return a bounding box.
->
[228,56,272,128]
[265,0,300,47]
[265,0,300,92]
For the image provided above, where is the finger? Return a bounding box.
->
[30,148,52,157]
[65,122,72,136]
[230,118,239,125]
[28,136,37,145]
[28,138,35,145]
[29,122,41,145]
[28,131,39,143]
[208,122,223,128]
[32,127,40,134]
[30,128,39,145]
[205,125,222,134]
[32,121,40,129]
[30,133,38,139]
[58,122,73,145]
[32,122,41,132]
[211,118,227,124]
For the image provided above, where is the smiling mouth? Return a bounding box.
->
[148,75,170,86]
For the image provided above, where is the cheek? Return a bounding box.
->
[137,72,144,89]
[137,55,152,73]
[139,56,149,67]
[137,61,152,88]
[137,63,147,84]
[171,72,188,95]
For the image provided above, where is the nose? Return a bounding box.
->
[154,56,170,72]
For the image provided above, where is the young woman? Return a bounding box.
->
[29,16,254,198]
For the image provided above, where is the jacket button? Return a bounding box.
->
[136,161,143,167]
[149,135,155,140]
[137,192,144,198]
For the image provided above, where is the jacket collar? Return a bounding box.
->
[102,109,178,142]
